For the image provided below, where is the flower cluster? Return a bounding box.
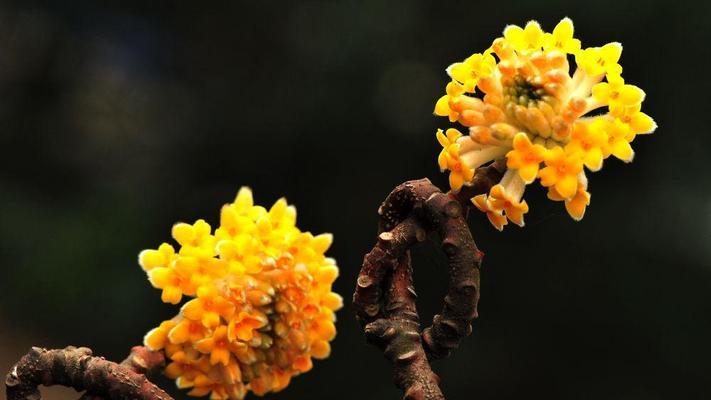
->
[139,188,342,399]
[435,18,655,230]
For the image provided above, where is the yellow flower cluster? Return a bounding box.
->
[435,18,655,230]
[139,188,342,399]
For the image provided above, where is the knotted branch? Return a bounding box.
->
[353,160,505,399]
[5,345,170,400]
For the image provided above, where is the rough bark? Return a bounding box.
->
[5,346,169,400]
[353,160,506,399]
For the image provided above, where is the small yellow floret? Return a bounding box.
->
[538,147,583,199]
[592,74,644,107]
[447,52,497,92]
[542,17,581,54]
[488,184,529,227]
[436,128,475,192]
[504,21,545,53]
[565,122,607,171]
[506,133,547,183]
[471,194,508,231]
[548,179,591,221]
[434,81,466,122]
[576,42,623,77]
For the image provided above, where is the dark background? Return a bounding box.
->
[1,1,709,399]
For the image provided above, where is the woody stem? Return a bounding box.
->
[5,346,169,400]
[353,160,506,399]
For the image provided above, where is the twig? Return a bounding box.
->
[5,346,169,400]
[353,160,505,399]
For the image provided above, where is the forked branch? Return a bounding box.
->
[353,160,505,399]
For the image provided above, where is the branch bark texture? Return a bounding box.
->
[353,160,505,400]
[5,345,169,400]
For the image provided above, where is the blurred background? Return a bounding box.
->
[1,0,710,399]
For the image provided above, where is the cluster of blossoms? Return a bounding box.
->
[139,188,342,399]
[435,18,655,230]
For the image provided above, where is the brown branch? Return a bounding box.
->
[353,160,505,399]
[117,346,167,376]
[77,346,167,400]
[452,159,507,208]
[357,217,441,399]
[5,346,170,400]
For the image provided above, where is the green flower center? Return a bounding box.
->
[504,76,544,106]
